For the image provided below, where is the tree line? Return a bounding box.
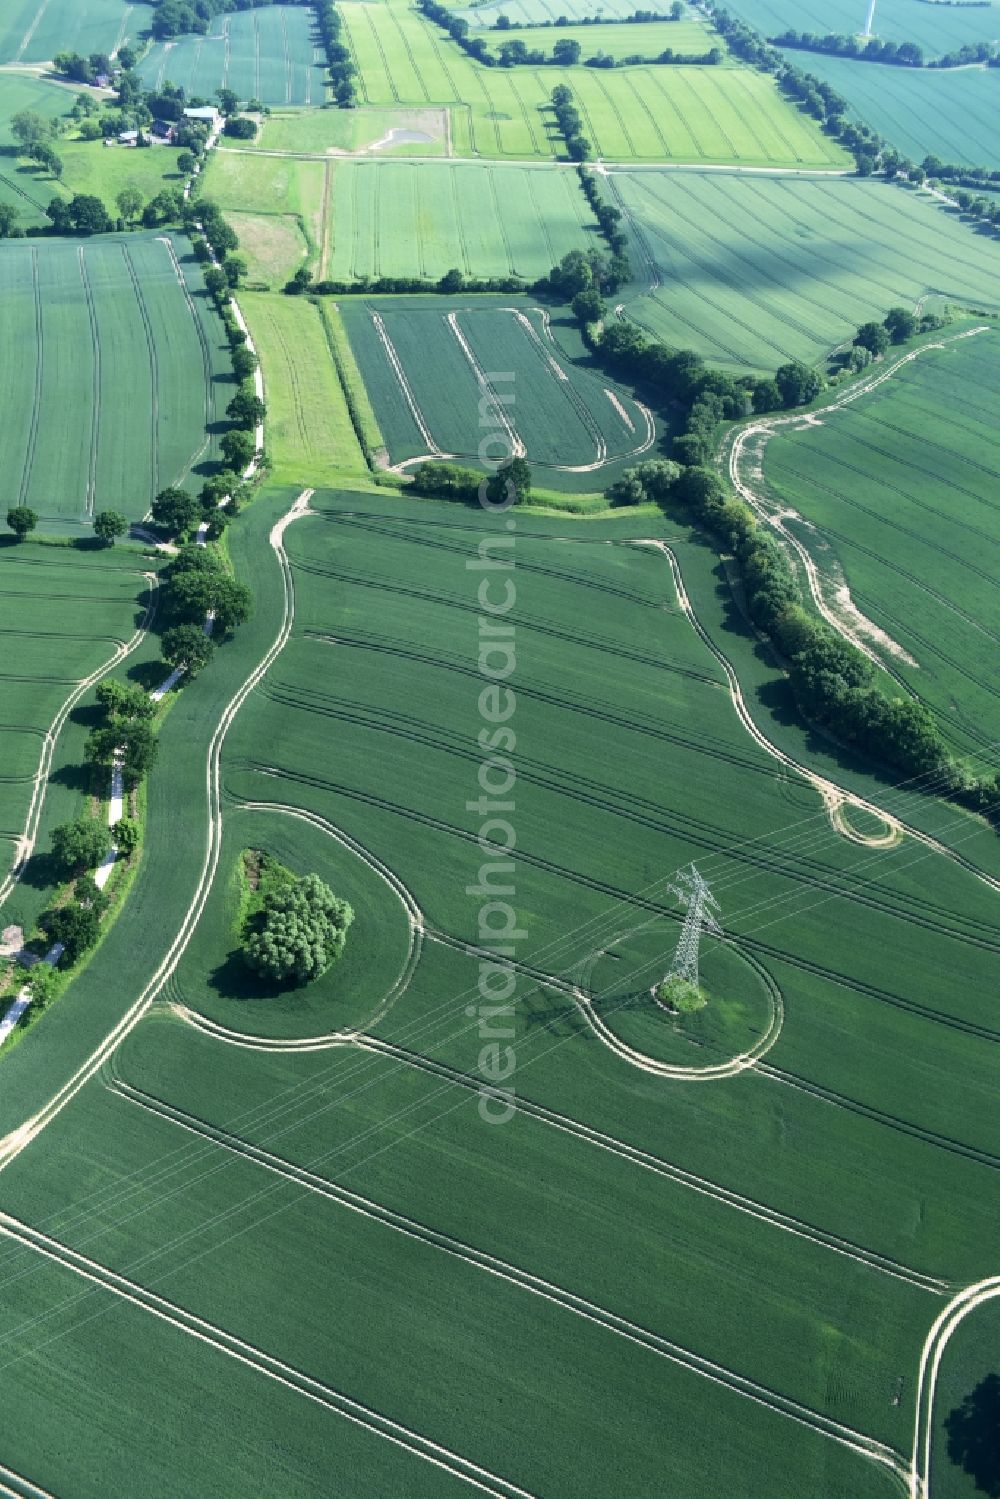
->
[493,6,685,29]
[420,0,718,68]
[315,0,358,107]
[709,2,1000,192]
[148,0,313,42]
[773,28,1000,69]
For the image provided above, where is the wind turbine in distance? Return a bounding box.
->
[863,0,877,36]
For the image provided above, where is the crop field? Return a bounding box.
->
[136,5,326,106]
[0,0,135,65]
[0,233,229,527]
[340,297,655,480]
[250,104,450,155]
[757,327,1000,764]
[0,489,995,1495]
[0,73,70,145]
[460,0,685,24]
[724,0,1000,55]
[779,51,1000,170]
[240,292,374,485]
[200,148,326,281]
[327,160,597,280]
[609,169,1000,370]
[0,540,154,935]
[471,15,718,56]
[340,0,848,165]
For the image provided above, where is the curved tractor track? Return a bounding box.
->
[0,493,314,1173]
[726,327,991,677]
[0,573,158,913]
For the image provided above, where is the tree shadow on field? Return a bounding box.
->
[68,700,103,732]
[126,659,170,692]
[945,1376,1000,1496]
[48,761,95,796]
[18,847,58,892]
[208,949,307,1006]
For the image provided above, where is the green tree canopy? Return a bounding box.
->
[51,817,111,875]
[93,510,128,545]
[151,486,199,537]
[243,873,354,985]
[6,507,37,541]
[161,622,215,677]
[854,321,890,357]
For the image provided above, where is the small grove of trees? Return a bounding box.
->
[242,870,354,986]
[604,458,680,507]
[410,455,532,506]
[46,194,112,237]
[223,116,257,141]
[86,678,158,790]
[6,507,37,541]
[42,878,106,964]
[160,545,252,632]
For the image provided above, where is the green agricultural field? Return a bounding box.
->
[0,72,71,144]
[240,291,375,484]
[199,147,326,278]
[136,5,327,105]
[56,136,187,204]
[460,0,681,24]
[610,170,1000,370]
[0,540,156,939]
[471,15,719,56]
[0,233,230,527]
[250,104,450,155]
[776,52,1000,170]
[0,489,995,1496]
[722,0,1000,56]
[327,159,598,281]
[341,0,848,165]
[0,159,59,227]
[340,297,656,482]
[0,0,136,65]
[756,326,1000,764]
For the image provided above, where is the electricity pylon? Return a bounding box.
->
[664,865,720,991]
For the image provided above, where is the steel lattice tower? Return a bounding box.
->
[665,865,721,991]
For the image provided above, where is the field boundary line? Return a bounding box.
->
[0,494,313,1171]
[0,1211,537,1499]
[319,161,333,280]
